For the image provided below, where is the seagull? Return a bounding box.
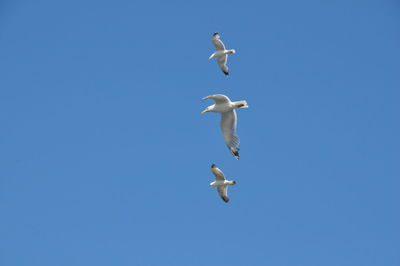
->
[209,33,236,75]
[209,164,236,203]
[201,94,248,159]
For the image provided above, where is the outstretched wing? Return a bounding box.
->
[217,55,229,75]
[211,164,226,181]
[221,110,240,159]
[212,33,225,51]
[202,94,231,104]
[217,186,229,203]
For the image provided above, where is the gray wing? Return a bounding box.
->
[211,164,226,181]
[217,186,229,203]
[212,34,225,51]
[221,110,240,159]
[217,55,229,75]
[202,94,231,104]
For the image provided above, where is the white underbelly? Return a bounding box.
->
[211,180,226,186]
[214,50,226,57]
[213,105,233,113]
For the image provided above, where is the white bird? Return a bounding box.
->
[209,33,236,75]
[209,164,236,203]
[201,94,248,159]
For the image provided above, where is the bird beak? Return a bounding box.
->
[201,109,209,114]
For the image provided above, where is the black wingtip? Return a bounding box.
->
[211,164,217,168]
[223,71,229,76]
[233,151,239,159]
[222,196,229,203]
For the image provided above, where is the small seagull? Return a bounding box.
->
[209,164,236,203]
[209,33,236,75]
[201,94,248,159]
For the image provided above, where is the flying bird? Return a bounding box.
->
[209,164,236,203]
[201,94,248,159]
[209,33,236,75]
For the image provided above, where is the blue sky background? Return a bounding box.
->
[1,0,399,265]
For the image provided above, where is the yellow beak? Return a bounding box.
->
[201,109,209,114]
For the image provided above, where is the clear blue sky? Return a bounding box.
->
[1,0,399,265]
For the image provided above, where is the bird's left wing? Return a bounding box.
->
[217,55,229,75]
[202,94,231,104]
[217,186,229,203]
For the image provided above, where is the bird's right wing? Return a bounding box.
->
[221,110,240,159]
[211,164,226,181]
[217,186,229,203]
[212,34,226,51]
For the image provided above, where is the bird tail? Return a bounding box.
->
[234,100,248,109]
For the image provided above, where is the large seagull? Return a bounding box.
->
[209,33,236,75]
[201,94,248,159]
[209,164,236,203]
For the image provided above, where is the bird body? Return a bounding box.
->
[209,164,236,203]
[201,94,248,159]
[208,49,235,60]
[203,100,247,113]
[209,33,235,75]
[210,180,236,187]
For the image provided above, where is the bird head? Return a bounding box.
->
[201,107,211,114]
